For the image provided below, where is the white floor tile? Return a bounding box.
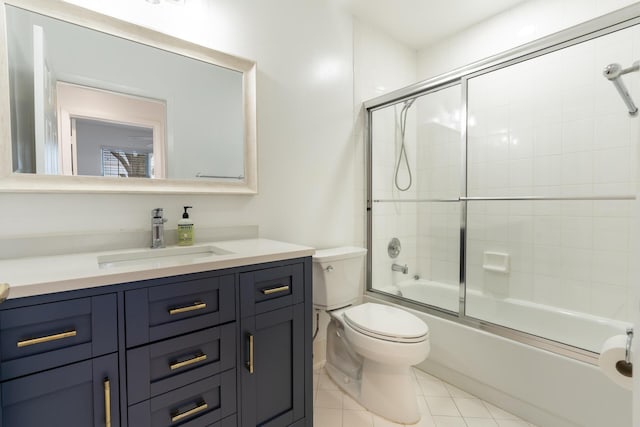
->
[444,383,476,399]
[425,396,461,417]
[372,414,405,427]
[344,393,366,411]
[412,412,437,427]
[495,420,532,427]
[313,368,533,427]
[314,407,342,427]
[454,398,493,418]
[316,388,343,409]
[432,416,468,427]
[318,373,340,390]
[464,418,500,427]
[416,396,430,415]
[418,378,451,397]
[483,402,521,420]
[343,410,374,427]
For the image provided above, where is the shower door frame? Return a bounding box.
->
[364,3,640,365]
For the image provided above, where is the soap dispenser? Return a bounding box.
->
[177,206,194,246]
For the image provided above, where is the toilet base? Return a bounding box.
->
[325,359,421,424]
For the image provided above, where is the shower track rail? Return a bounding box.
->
[363,3,640,365]
[371,195,636,203]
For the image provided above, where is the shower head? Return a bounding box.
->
[603,62,639,115]
[603,63,623,80]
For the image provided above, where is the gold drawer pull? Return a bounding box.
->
[169,302,207,315]
[171,401,208,423]
[17,330,77,348]
[104,378,111,427]
[170,353,207,371]
[246,333,254,374]
[261,285,290,295]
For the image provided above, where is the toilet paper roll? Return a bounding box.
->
[598,334,633,390]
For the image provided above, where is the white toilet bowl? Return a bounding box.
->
[311,247,430,424]
[325,303,430,424]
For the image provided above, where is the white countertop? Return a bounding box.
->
[0,239,315,300]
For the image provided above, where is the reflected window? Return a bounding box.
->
[101,148,152,178]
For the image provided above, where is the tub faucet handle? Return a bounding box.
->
[391,263,408,274]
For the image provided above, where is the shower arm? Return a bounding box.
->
[603,61,640,116]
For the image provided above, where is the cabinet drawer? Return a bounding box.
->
[126,274,235,347]
[0,294,117,380]
[127,323,236,405]
[128,369,236,427]
[240,263,304,317]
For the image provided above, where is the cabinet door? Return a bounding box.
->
[0,353,119,427]
[241,304,305,427]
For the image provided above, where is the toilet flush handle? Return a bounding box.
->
[325,265,334,272]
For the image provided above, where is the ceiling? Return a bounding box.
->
[343,0,530,49]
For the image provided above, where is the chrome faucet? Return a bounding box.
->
[151,208,168,248]
[391,263,408,274]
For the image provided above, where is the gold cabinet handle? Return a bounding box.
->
[261,285,290,295]
[171,400,208,423]
[104,378,111,427]
[168,302,206,315]
[17,330,77,348]
[246,333,254,374]
[170,353,207,371]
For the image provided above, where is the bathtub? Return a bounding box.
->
[386,279,630,353]
[367,279,633,427]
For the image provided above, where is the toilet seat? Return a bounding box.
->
[343,303,428,343]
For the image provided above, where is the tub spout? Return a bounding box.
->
[392,263,408,274]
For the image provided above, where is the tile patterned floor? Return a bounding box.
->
[313,367,538,427]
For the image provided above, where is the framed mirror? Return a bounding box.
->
[0,0,257,194]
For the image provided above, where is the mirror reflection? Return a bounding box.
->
[6,4,245,181]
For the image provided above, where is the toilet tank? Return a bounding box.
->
[312,247,367,310]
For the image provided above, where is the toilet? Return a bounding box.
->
[313,247,430,424]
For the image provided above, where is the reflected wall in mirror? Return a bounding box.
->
[0,0,257,194]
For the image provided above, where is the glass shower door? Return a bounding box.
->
[369,84,462,314]
[464,25,638,352]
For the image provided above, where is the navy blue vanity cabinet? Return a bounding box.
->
[0,255,313,427]
[125,271,238,426]
[0,353,119,427]
[0,293,119,427]
[239,260,313,427]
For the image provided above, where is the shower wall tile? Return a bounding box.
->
[466,199,635,322]
[460,23,638,326]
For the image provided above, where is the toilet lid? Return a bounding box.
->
[343,303,428,343]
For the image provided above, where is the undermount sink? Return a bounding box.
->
[97,245,234,269]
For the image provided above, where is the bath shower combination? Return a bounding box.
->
[367,20,638,368]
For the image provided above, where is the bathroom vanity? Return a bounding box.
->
[0,239,314,427]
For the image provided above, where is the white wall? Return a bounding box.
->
[418,0,640,81]
[311,18,418,366]
[0,0,357,251]
[354,18,419,289]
